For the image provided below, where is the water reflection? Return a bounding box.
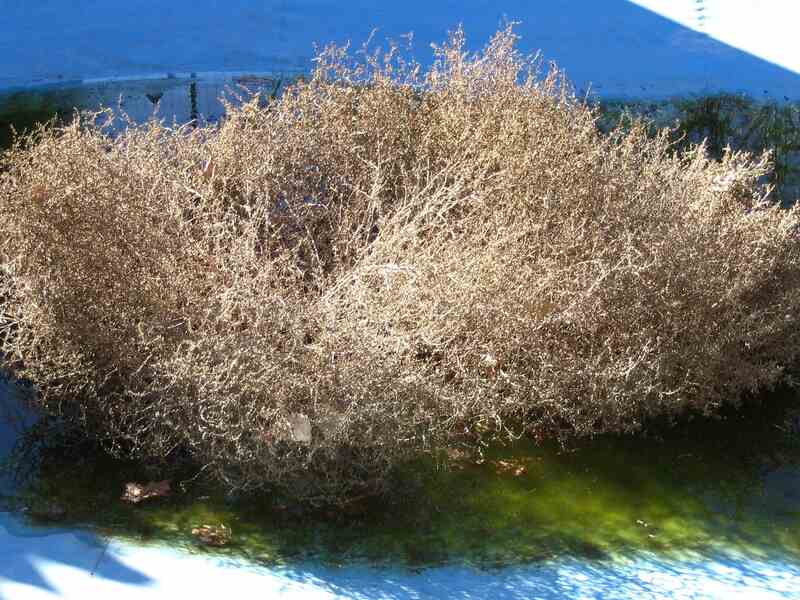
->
[0,73,286,150]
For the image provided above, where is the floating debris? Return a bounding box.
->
[121,480,171,504]
[443,447,476,470]
[492,459,528,477]
[191,524,232,546]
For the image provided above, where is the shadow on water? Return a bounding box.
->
[0,379,153,596]
[269,551,800,600]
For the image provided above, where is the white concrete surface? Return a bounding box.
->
[1,1,799,99]
[632,0,800,77]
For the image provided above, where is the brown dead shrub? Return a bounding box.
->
[2,26,800,503]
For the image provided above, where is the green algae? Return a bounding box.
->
[8,391,800,570]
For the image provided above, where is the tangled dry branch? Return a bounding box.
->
[2,26,800,503]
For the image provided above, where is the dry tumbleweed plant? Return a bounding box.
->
[2,26,800,504]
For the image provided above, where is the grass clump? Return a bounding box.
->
[2,27,800,505]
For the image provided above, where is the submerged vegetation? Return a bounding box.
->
[2,26,800,505]
[5,389,800,568]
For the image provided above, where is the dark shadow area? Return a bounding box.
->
[0,90,74,150]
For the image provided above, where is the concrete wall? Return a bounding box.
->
[1,1,799,100]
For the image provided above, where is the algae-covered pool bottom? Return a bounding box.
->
[6,392,800,572]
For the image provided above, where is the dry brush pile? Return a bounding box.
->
[2,27,800,504]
